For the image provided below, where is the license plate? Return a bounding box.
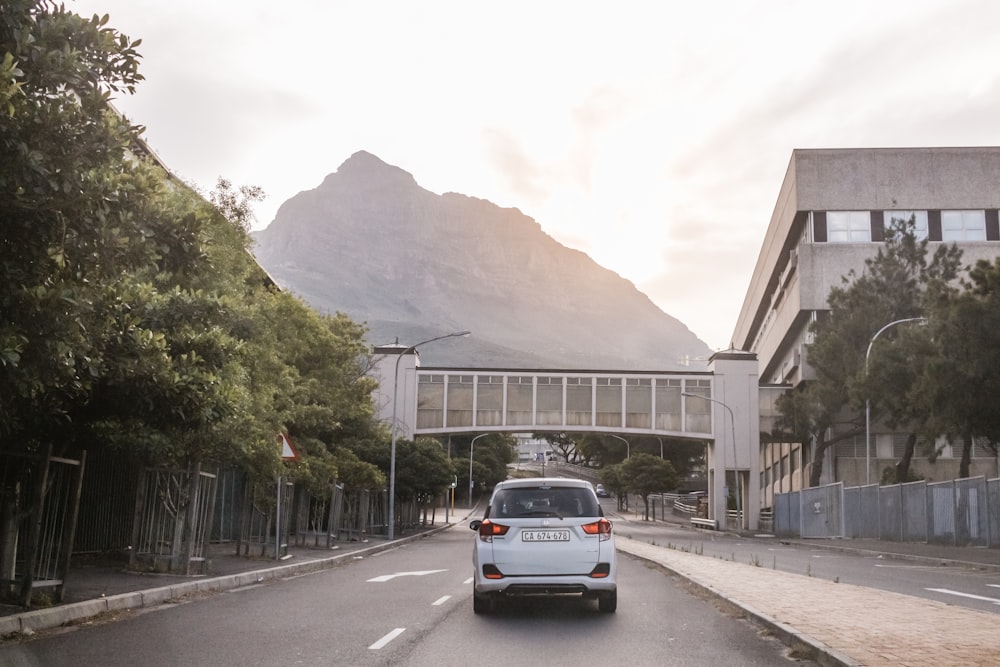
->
[521,529,570,542]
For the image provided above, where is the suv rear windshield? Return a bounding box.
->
[488,486,601,519]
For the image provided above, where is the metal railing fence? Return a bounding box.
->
[774,476,1000,547]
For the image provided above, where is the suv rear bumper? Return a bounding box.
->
[475,573,617,597]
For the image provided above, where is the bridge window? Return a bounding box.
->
[595,377,622,428]
[655,378,682,431]
[417,375,444,429]
[446,375,474,428]
[625,378,652,429]
[506,376,533,426]
[536,376,563,425]
[566,376,593,426]
[683,380,712,433]
[476,376,503,427]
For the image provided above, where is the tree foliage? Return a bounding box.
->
[392,437,455,506]
[912,257,1000,477]
[453,434,515,501]
[0,1,379,495]
[620,453,678,519]
[776,216,976,486]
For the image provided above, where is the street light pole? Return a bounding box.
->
[865,317,926,485]
[468,433,489,509]
[388,330,470,540]
[608,434,630,459]
[682,392,740,530]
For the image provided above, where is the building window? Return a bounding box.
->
[941,210,986,241]
[826,211,871,243]
[884,210,928,241]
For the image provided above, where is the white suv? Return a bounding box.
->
[469,477,617,613]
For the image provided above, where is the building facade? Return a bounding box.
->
[734,147,1000,505]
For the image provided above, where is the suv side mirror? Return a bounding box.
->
[469,519,482,530]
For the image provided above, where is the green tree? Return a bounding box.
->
[778,217,960,486]
[390,437,455,527]
[455,434,515,502]
[329,447,385,493]
[535,432,577,463]
[915,257,1000,478]
[1,1,151,457]
[600,464,627,510]
[0,3,382,598]
[575,434,620,466]
[620,453,678,520]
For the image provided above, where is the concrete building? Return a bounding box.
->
[733,147,1000,506]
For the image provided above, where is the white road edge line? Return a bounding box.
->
[432,595,451,606]
[369,628,406,650]
[926,588,1000,605]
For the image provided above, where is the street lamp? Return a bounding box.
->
[608,434,630,459]
[682,391,740,530]
[865,317,926,485]
[468,433,489,509]
[388,330,470,540]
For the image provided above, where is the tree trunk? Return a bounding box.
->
[808,438,830,487]
[0,481,20,599]
[895,433,917,483]
[959,433,972,479]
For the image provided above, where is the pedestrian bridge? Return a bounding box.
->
[372,346,761,529]
[410,369,716,441]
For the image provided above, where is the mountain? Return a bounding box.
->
[251,151,711,369]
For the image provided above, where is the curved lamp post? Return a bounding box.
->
[388,330,470,540]
[682,391,740,530]
[468,433,489,509]
[608,434,630,459]
[865,317,926,485]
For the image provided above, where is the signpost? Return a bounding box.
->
[276,432,299,560]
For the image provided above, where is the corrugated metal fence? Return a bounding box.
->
[774,476,1000,547]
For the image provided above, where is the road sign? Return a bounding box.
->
[279,432,299,461]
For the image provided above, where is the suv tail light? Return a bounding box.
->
[582,518,612,541]
[478,519,510,543]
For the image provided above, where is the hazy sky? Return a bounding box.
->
[71,0,1000,351]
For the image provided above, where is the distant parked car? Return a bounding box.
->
[595,483,610,498]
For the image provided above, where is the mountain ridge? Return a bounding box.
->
[251,151,711,369]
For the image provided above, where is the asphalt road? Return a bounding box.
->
[0,524,812,666]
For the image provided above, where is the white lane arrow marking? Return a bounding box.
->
[926,588,1000,605]
[367,569,447,583]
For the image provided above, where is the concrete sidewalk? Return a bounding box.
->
[3,514,1000,666]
